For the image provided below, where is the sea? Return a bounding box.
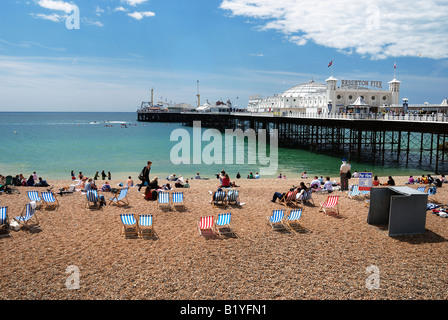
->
[0,112,429,182]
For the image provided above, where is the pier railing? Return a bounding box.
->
[138,109,448,123]
[229,111,448,123]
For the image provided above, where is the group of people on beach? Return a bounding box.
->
[0,172,49,188]
[72,170,111,181]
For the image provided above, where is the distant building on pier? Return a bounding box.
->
[247,75,401,114]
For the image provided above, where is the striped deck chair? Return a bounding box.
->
[212,190,227,208]
[0,207,10,237]
[109,187,129,207]
[119,213,138,237]
[41,191,59,210]
[14,202,39,230]
[285,209,303,229]
[86,190,102,210]
[157,191,171,210]
[171,192,184,209]
[138,214,155,238]
[296,189,314,205]
[267,209,287,230]
[279,190,298,207]
[27,191,43,208]
[198,215,215,236]
[347,185,362,199]
[214,213,234,236]
[319,195,340,216]
[226,189,240,205]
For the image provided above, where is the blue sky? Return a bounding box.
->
[0,0,447,111]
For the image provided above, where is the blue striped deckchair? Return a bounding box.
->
[0,206,10,237]
[27,191,42,207]
[41,191,59,210]
[347,185,362,199]
[226,189,239,205]
[158,191,171,209]
[285,209,303,229]
[14,202,39,230]
[86,190,102,210]
[214,213,234,236]
[267,209,286,230]
[138,214,154,238]
[119,213,137,237]
[171,192,184,208]
[212,190,227,208]
[109,187,129,207]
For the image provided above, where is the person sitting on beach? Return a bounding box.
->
[195,173,201,179]
[26,175,35,187]
[323,177,334,193]
[254,172,260,179]
[149,177,159,189]
[101,181,111,192]
[352,170,359,178]
[405,175,415,184]
[236,172,241,179]
[372,176,380,186]
[318,176,324,185]
[271,185,300,203]
[35,177,49,187]
[278,173,282,179]
[126,176,134,187]
[420,174,428,184]
[441,174,447,183]
[84,178,97,191]
[168,174,177,181]
[427,174,434,184]
[76,177,87,191]
[295,182,309,200]
[219,174,231,188]
[381,176,395,186]
[310,176,321,191]
[301,171,307,179]
[249,172,254,179]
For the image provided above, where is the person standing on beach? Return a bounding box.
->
[339,159,351,191]
[138,161,152,192]
[101,170,106,180]
[108,171,111,180]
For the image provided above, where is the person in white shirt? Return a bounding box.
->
[339,159,351,191]
[323,177,334,193]
[310,176,321,191]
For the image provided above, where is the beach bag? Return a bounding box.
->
[9,220,20,231]
[346,171,351,179]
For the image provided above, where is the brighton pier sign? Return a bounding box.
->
[341,80,383,89]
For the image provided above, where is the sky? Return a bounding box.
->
[0,0,447,112]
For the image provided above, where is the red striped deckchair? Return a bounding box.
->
[319,195,340,216]
[198,215,214,236]
[279,190,298,207]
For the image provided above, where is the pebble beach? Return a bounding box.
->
[1,175,447,301]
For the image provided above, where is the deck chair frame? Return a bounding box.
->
[296,189,314,205]
[138,214,155,238]
[157,191,171,210]
[0,206,10,238]
[14,203,40,230]
[212,191,227,208]
[86,190,102,210]
[109,187,129,207]
[119,213,138,237]
[198,215,215,236]
[279,190,298,207]
[285,209,303,229]
[347,185,362,199]
[226,189,240,205]
[171,192,185,209]
[267,209,287,230]
[41,191,59,210]
[319,195,340,216]
[27,191,43,208]
[214,213,234,236]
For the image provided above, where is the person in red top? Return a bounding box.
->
[220,173,230,188]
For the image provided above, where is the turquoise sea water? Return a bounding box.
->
[0,112,429,181]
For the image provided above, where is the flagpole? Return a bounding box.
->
[331,59,334,77]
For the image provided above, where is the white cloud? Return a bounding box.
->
[31,12,65,22]
[127,11,155,20]
[36,0,76,13]
[122,0,149,6]
[220,0,448,60]
[114,6,128,12]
